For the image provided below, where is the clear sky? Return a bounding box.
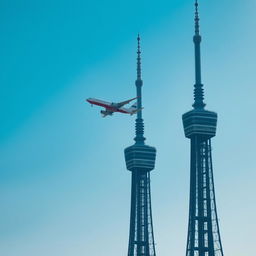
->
[1,0,256,255]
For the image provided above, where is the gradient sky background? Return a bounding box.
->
[1,0,256,255]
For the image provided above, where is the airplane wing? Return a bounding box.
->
[115,97,138,108]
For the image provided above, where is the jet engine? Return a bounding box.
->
[100,110,113,117]
[101,110,108,115]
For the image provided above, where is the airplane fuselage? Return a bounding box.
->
[87,98,130,113]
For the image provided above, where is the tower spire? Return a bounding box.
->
[137,34,142,81]
[135,34,145,144]
[193,0,205,109]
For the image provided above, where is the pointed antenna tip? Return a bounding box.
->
[194,0,200,35]
[195,0,199,14]
[137,34,141,53]
[195,0,199,11]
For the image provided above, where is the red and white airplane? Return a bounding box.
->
[86,97,142,117]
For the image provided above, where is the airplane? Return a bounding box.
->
[86,97,142,117]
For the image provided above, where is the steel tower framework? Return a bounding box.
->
[182,2,224,256]
[124,36,157,256]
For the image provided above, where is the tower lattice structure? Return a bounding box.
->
[124,36,157,256]
[182,2,224,256]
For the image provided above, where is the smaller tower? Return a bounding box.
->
[124,35,157,256]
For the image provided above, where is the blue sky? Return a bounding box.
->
[0,0,256,255]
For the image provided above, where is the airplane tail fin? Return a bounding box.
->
[129,102,143,115]
[130,107,143,115]
[129,102,137,110]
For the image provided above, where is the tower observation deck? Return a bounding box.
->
[182,1,224,256]
[124,36,157,256]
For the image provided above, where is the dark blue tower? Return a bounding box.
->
[124,36,157,256]
[182,1,224,256]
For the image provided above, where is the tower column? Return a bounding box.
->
[125,36,157,256]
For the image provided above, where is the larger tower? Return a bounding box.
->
[182,2,224,256]
[124,36,157,256]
